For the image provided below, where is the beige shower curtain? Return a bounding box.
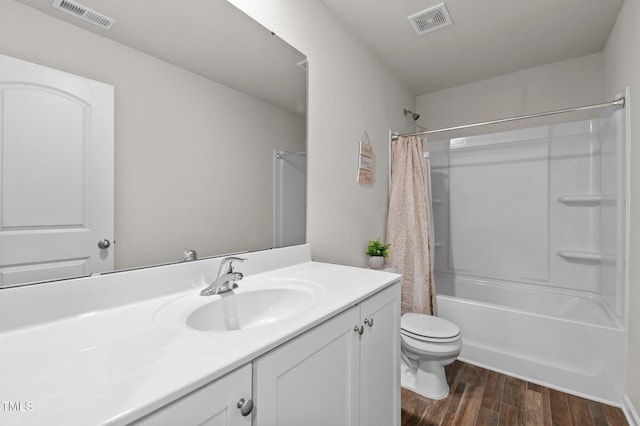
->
[386,135,436,315]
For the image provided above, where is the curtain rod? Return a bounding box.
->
[391,97,626,141]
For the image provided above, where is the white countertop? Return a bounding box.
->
[0,246,400,425]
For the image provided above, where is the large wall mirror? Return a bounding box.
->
[0,0,307,288]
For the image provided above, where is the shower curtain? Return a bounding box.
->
[386,135,436,315]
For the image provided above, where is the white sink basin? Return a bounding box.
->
[154,278,324,332]
[187,288,314,332]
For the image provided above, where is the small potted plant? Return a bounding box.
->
[366,239,389,270]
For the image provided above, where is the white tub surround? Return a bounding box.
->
[436,277,625,404]
[430,108,628,406]
[431,113,627,323]
[0,244,401,425]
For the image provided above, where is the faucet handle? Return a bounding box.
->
[217,256,247,275]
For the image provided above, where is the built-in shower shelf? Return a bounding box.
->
[557,194,602,205]
[556,250,602,262]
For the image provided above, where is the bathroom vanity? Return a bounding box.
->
[0,245,401,426]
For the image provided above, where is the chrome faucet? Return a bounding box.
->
[200,256,247,296]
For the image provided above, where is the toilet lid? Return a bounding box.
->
[401,313,460,339]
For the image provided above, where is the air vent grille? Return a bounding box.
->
[408,3,452,36]
[52,0,116,30]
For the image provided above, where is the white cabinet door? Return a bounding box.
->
[0,53,114,287]
[253,281,401,426]
[135,364,253,426]
[253,306,361,426]
[359,283,401,426]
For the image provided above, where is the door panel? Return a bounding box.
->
[3,87,86,226]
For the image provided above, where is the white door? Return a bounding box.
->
[0,54,114,287]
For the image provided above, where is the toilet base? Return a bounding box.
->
[400,359,450,400]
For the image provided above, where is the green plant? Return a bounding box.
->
[366,239,390,257]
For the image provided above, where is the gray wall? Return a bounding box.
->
[604,0,640,415]
[416,53,605,137]
[230,0,418,268]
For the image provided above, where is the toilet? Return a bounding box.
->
[400,313,462,400]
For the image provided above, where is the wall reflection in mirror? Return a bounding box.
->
[0,0,307,288]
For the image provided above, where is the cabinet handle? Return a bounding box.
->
[354,325,364,335]
[237,398,254,416]
[364,318,374,327]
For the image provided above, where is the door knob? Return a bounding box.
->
[237,398,254,416]
[97,239,111,249]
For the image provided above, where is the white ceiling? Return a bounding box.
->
[12,1,625,102]
[321,0,625,95]
[12,0,306,115]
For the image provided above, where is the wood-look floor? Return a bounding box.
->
[401,361,628,426]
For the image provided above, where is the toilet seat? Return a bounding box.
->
[401,313,460,343]
[401,332,462,357]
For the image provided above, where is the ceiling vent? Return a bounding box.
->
[51,0,116,30]
[407,3,452,36]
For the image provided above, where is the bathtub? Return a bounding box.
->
[435,275,626,405]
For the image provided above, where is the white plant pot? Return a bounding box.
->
[368,256,385,270]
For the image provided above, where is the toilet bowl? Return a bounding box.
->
[400,313,462,400]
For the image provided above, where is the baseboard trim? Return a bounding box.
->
[623,394,640,426]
